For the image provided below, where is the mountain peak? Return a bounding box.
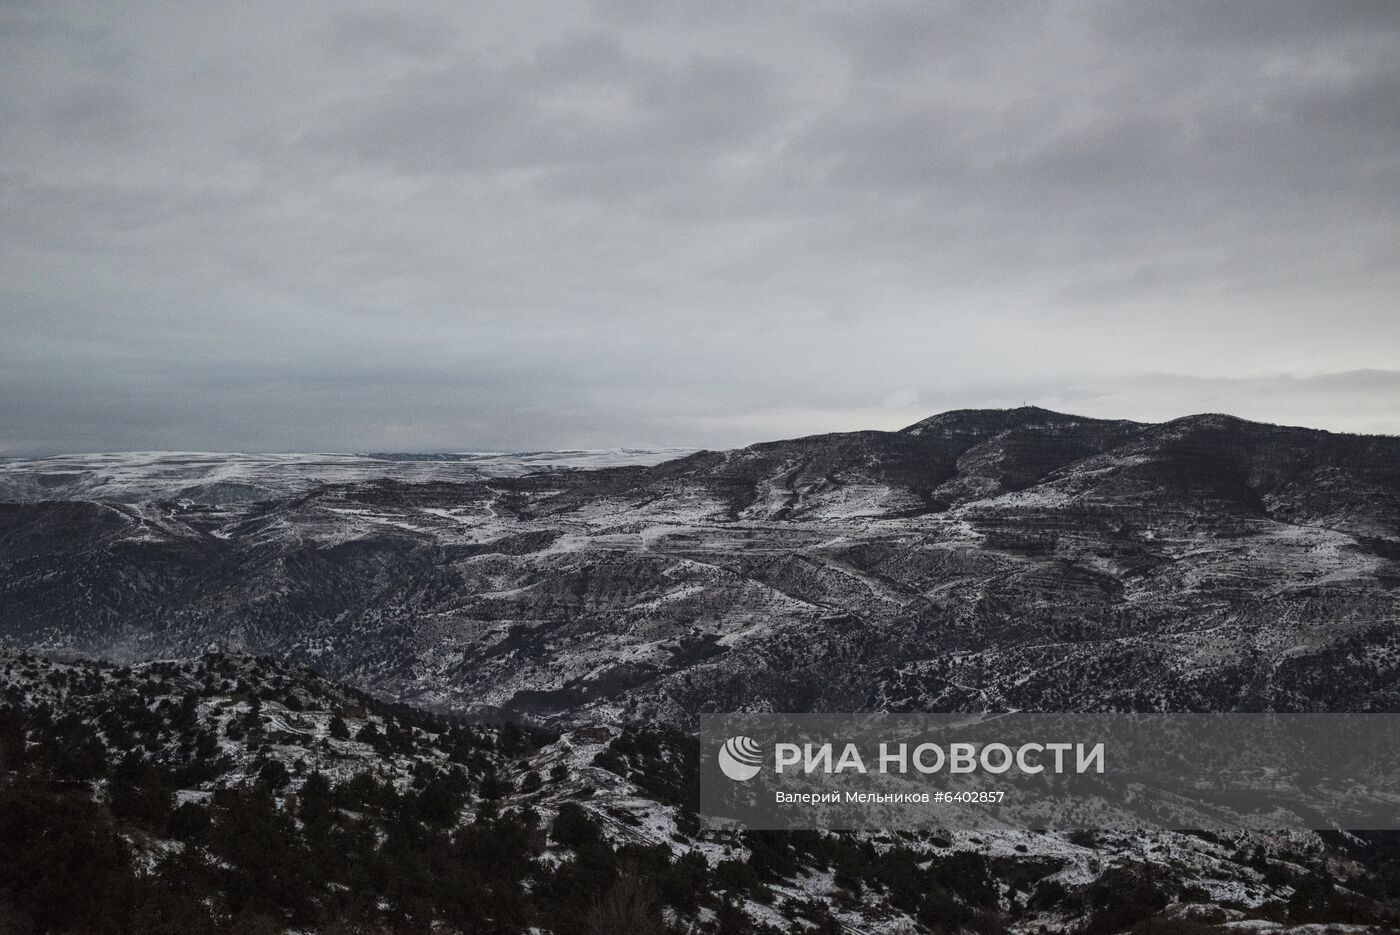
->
[899,406,1133,437]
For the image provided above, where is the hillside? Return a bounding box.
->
[1,409,1397,721]
[3,650,1397,933]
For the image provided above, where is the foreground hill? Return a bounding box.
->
[3,650,1397,933]
[2,408,1397,721]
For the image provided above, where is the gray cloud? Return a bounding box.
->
[1,1,1397,454]
[321,10,456,61]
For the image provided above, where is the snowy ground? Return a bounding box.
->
[0,448,696,504]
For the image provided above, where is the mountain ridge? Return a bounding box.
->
[2,407,1397,722]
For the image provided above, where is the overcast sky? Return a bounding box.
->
[2,1,1398,454]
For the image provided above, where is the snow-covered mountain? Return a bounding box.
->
[2,408,1396,721]
[4,408,1400,931]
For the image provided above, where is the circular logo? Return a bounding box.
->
[717,735,763,781]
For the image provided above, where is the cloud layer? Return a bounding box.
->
[2,2,1398,453]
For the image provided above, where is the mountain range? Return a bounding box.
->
[3,408,1400,932]
[3,407,1397,721]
